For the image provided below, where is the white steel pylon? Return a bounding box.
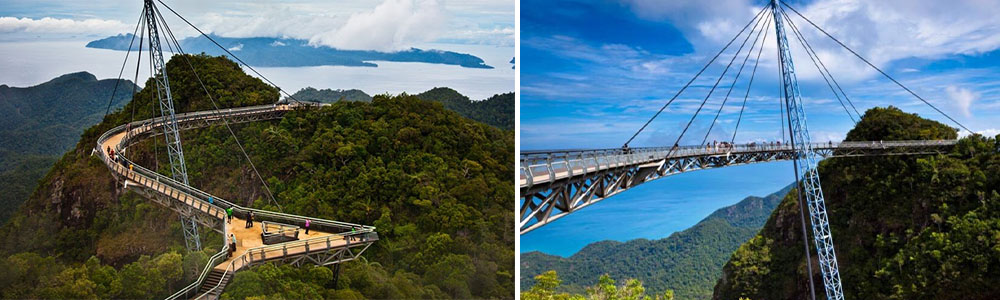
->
[770,0,844,299]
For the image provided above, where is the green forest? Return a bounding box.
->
[522,270,677,300]
[416,87,515,130]
[288,87,373,103]
[521,185,792,299]
[714,106,1000,299]
[285,86,515,131]
[0,54,514,299]
[0,72,134,224]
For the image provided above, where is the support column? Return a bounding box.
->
[771,0,844,299]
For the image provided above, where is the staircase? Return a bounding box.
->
[191,269,231,300]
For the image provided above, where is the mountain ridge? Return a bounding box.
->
[521,184,793,299]
[0,71,135,224]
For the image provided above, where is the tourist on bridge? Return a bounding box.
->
[226,207,233,223]
[208,196,214,205]
[304,219,311,234]
[228,233,237,257]
[245,211,255,228]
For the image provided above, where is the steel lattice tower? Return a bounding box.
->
[142,0,201,252]
[770,0,844,298]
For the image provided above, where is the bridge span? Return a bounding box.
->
[519,139,957,234]
[97,102,377,300]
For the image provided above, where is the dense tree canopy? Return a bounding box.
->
[714,107,1000,299]
[0,53,514,299]
[522,270,675,300]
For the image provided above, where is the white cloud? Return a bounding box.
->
[270,41,286,47]
[945,85,978,117]
[0,16,129,34]
[617,0,1000,83]
[977,128,1000,137]
[227,43,243,51]
[309,0,447,51]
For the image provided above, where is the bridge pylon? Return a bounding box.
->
[770,0,844,299]
[142,0,201,252]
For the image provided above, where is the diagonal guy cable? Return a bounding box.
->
[781,0,972,134]
[152,4,284,212]
[624,5,770,147]
[703,14,772,145]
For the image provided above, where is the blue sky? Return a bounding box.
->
[521,0,1000,255]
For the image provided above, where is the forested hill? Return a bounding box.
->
[0,53,514,299]
[714,107,1000,299]
[522,184,793,299]
[288,87,372,103]
[287,86,514,131]
[417,87,515,130]
[0,72,135,224]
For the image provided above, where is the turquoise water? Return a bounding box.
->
[520,161,795,257]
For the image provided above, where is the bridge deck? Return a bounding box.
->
[520,140,957,189]
[519,140,956,234]
[96,104,377,299]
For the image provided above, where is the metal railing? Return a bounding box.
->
[164,221,230,300]
[194,231,379,299]
[519,140,958,187]
[261,221,300,244]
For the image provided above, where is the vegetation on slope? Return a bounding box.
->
[207,94,514,299]
[0,53,277,298]
[288,87,372,103]
[714,106,1000,299]
[417,87,515,130]
[521,185,791,299]
[0,53,514,299]
[522,270,676,300]
[0,72,135,223]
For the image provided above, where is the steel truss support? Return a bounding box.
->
[143,0,200,252]
[518,141,952,234]
[771,0,843,298]
[244,237,377,269]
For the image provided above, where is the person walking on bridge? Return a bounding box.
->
[245,211,255,228]
[228,233,237,257]
[226,207,233,223]
[304,219,311,234]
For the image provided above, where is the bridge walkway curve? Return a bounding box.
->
[96,103,377,300]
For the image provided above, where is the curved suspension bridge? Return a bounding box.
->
[519,1,975,300]
[519,139,956,233]
[98,103,377,299]
[96,1,379,299]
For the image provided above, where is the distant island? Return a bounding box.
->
[86,34,493,69]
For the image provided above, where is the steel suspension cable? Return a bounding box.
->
[776,26,787,144]
[731,16,771,145]
[104,11,146,117]
[703,15,772,146]
[155,0,303,104]
[153,5,284,212]
[669,12,768,151]
[623,6,769,147]
[779,7,861,119]
[130,14,146,127]
[780,0,972,134]
[779,7,857,124]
